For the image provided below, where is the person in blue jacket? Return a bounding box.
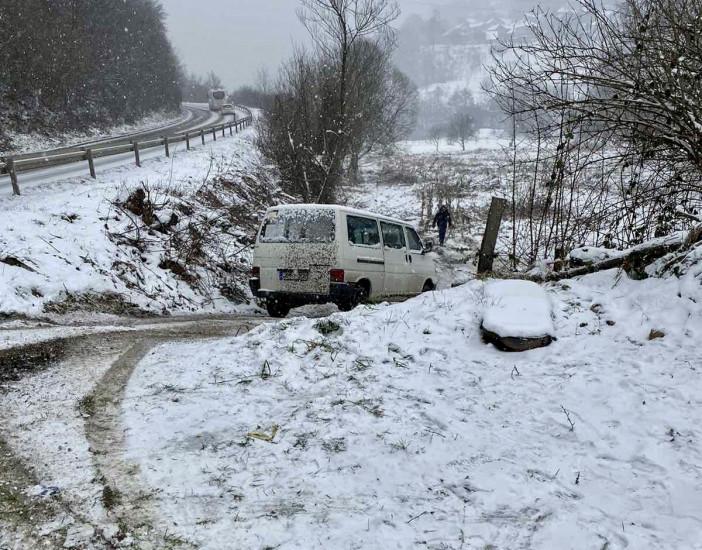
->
[433,204,452,246]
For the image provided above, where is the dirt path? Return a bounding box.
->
[0,436,68,549]
[0,316,260,549]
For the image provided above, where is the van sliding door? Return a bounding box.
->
[345,214,385,298]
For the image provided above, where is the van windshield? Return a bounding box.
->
[259,208,336,244]
[213,91,226,99]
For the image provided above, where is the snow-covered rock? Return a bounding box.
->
[481,279,554,351]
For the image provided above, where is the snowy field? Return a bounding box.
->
[345,132,510,287]
[121,267,702,549]
[0,129,507,318]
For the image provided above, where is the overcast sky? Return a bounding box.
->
[160,0,454,90]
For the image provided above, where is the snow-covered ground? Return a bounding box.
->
[0,123,276,318]
[0,322,132,351]
[2,124,701,549]
[120,266,702,549]
[0,317,262,549]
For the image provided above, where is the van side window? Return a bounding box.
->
[347,215,380,246]
[406,227,423,251]
[380,222,406,249]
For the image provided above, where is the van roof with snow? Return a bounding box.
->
[269,204,413,229]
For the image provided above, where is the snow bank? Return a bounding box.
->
[482,279,554,338]
[123,269,702,549]
[0,128,276,317]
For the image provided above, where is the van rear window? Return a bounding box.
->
[260,209,335,244]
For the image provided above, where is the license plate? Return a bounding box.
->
[278,269,309,281]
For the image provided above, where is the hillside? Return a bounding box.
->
[0,0,181,152]
[0,124,279,319]
[394,3,587,135]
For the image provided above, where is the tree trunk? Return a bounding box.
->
[527,234,697,282]
[349,151,360,182]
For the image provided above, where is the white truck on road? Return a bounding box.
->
[207,89,226,111]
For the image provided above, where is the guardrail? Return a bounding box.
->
[0,105,254,196]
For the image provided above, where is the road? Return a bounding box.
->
[0,103,246,194]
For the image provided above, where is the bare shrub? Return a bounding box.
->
[106,161,282,306]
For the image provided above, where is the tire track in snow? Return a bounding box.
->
[81,319,259,547]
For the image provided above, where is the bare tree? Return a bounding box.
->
[428,125,444,152]
[259,0,412,202]
[447,111,476,151]
[346,41,418,179]
[296,0,401,198]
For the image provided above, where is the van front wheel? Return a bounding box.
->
[266,299,291,318]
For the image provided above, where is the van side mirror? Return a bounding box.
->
[423,240,434,254]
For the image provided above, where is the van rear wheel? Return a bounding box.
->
[266,299,290,318]
[336,299,357,312]
[422,280,435,293]
[357,280,371,303]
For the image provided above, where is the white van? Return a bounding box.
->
[249,204,438,317]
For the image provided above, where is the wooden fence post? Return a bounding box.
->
[7,158,20,196]
[185,132,190,151]
[212,127,217,142]
[201,129,205,145]
[477,197,508,274]
[222,125,225,138]
[229,124,233,136]
[133,141,141,167]
[164,136,170,158]
[86,149,96,178]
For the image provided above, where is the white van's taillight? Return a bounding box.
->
[330,269,345,283]
[251,266,260,278]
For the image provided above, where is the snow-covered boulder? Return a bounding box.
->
[481,279,555,351]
